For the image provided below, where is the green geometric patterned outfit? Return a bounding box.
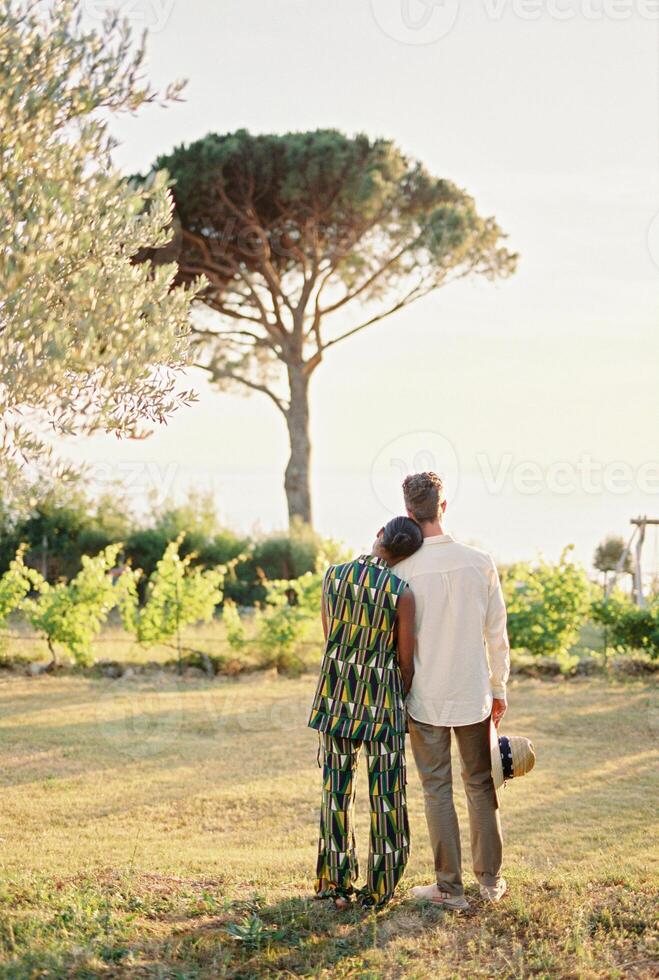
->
[308,554,410,907]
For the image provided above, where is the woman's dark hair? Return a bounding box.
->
[381,515,423,560]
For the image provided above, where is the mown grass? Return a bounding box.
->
[0,671,657,978]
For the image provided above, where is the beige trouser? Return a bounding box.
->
[408,715,503,896]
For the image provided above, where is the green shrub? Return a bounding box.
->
[252,520,318,581]
[0,487,133,583]
[123,527,168,584]
[0,545,41,643]
[255,569,323,674]
[12,492,89,581]
[221,524,349,608]
[24,545,139,666]
[222,599,247,653]
[120,493,227,590]
[124,499,248,600]
[124,507,336,607]
[202,535,256,606]
[199,531,250,568]
[127,537,224,650]
[591,591,659,659]
[0,482,351,609]
[502,547,592,670]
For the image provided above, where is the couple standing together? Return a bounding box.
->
[308,471,510,911]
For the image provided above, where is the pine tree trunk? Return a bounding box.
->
[284,366,312,525]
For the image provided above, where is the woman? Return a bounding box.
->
[308,516,423,909]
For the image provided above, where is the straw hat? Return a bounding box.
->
[490,722,536,792]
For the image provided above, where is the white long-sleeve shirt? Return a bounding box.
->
[393,533,510,727]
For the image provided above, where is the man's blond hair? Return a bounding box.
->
[402,471,445,523]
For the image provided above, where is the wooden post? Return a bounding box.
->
[630,517,659,607]
[602,571,608,663]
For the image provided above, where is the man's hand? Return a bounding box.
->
[491,697,507,728]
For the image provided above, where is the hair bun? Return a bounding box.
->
[380,515,423,560]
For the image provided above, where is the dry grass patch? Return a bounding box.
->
[0,672,656,977]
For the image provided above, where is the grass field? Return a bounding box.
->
[0,670,657,978]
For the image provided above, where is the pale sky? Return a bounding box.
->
[66,0,659,568]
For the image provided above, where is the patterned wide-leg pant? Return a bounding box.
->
[314,731,410,908]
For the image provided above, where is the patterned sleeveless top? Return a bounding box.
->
[308,554,409,742]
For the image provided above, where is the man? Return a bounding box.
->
[393,471,510,909]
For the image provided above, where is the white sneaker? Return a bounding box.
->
[479,877,507,903]
[410,883,469,911]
